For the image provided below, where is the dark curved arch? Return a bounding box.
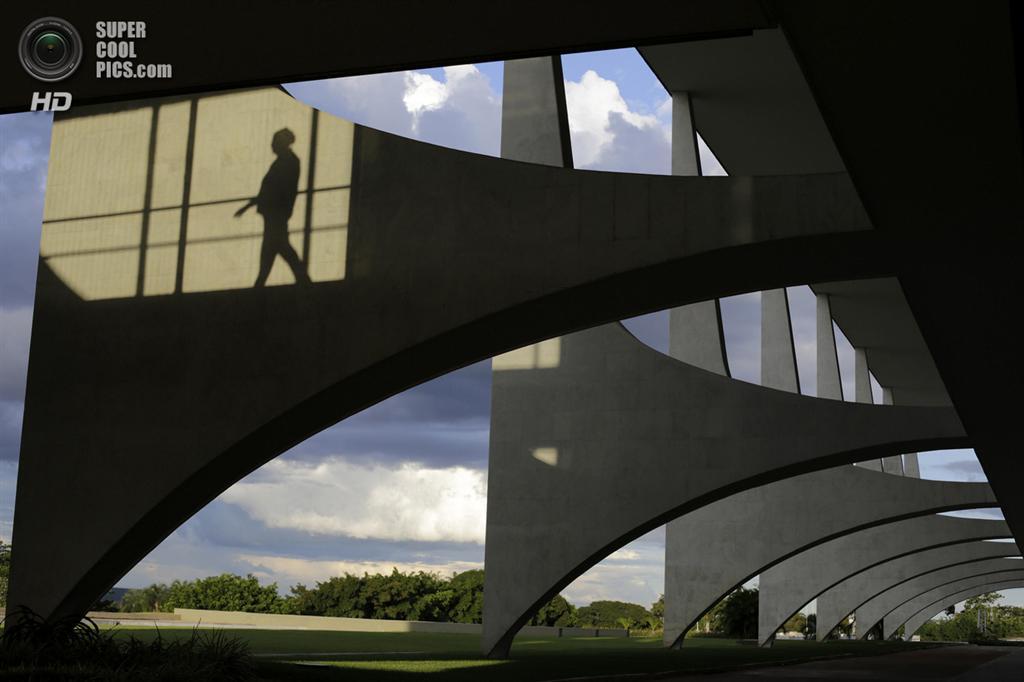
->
[481,321,969,656]
[486,464,985,658]
[12,86,900,625]
[813,541,1021,640]
[755,516,1011,646]
[857,559,1024,639]
[29,233,903,625]
[660,470,1001,647]
[898,578,1024,640]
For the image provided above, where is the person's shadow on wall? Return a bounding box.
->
[235,128,312,287]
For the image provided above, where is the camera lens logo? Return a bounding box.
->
[19,17,82,82]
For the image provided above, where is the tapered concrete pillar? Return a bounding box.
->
[670,91,702,177]
[851,554,1024,639]
[853,347,884,471]
[662,90,732,647]
[855,348,873,404]
[756,515,1010,645]
[487,52,576,656]
[880,385,921,475]
[879,458,904,475]
[815,540,1021,640]
[880,388,907,475]
[885,571,1024,639]
[669,302,729,375]
[816,294,843,400]
[756,278,799,647]
[900,579,1024,640]
[500,56,573,168]
[762,288,800,393]
[667,91,729,378]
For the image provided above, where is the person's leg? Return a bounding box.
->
[254,218,277,287]
[277,221,312,285]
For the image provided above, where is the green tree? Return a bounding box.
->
[715,588,758,638]
[164,573,287,613]
[531,594,577,627]
[964,592,1001,611]
[286,575,363,617]
[651,594,665,625]
[692,599,727,635]
[860,620,884,640]
[576,600,652,629]
[916,593,1024,642]
[413,588,457,622]
[120,583,172,612]
[446,570,485,624]
[783,612,806,634]
[0,541,10,608]
[803,613,816,639]
[834,614,854,638]
[357,569,446,621]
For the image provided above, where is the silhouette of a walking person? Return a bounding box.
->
[234,128,312,286]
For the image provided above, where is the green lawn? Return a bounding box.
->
[109,628,948,681]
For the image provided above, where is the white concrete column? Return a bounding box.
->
[667,92,728,376]
[664,89,731,649]
[884,387,921,477]
[880,388,906,475]
[854,348,884,471]
[756,285,802,649]
[761,288,800,393]
[855,348,873,404]
[670,91,702,177]
[816,294,843,400]
[669,301,729,375]
[500,56,573,167]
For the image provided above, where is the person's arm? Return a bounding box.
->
[234,198,256,217]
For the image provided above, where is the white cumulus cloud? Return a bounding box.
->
[403,72,449,118]
[563,69,725,176]
[562,528,665,607]
[236,554,483,586]
[565,69,665,170]
[220,457,487,544]
[286,64,500,156]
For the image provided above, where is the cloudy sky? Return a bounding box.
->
[0,47,1017,612]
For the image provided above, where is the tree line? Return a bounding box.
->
[107,569,668,630]
[917,592,1024,641]
[2,541,764,638]
[0,541,9,609]
[106,570,766,636]
[687,587,759,639]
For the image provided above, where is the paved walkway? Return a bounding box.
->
[661,646,1024,681]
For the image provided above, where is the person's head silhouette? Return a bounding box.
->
[271,128,296,156]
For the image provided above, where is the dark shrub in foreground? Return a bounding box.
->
[0,607,254,680]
